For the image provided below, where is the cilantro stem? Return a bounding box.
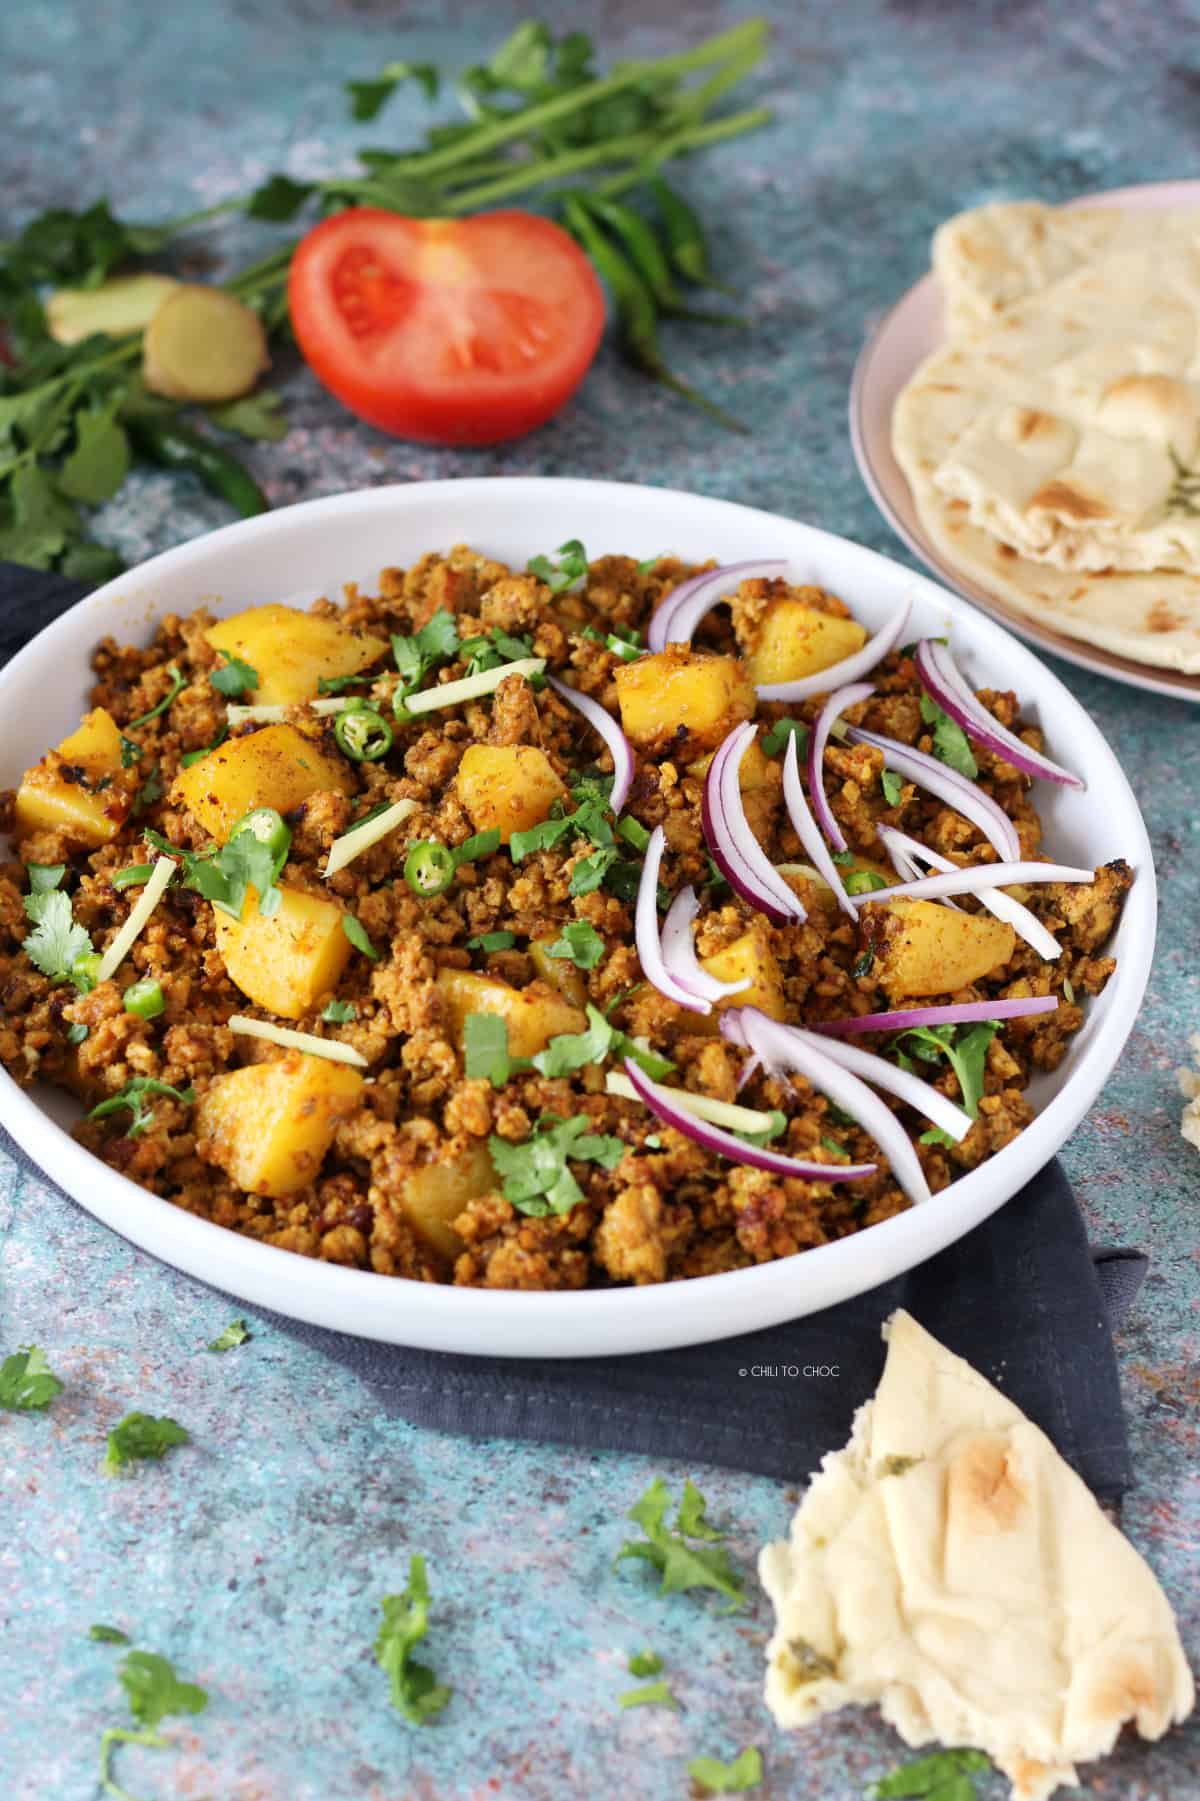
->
[99,1726,168,1801]
[595,107,774,198]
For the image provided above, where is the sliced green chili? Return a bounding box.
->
[334,702,393,763]
[230,807,291,860]
[123,979,165,1020]
[112,864,154,891]
[404,841,456,897]
[127,417,268,517]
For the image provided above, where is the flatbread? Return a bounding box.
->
[760,1311,1194,1801]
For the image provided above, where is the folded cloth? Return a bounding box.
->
[0,563,1147,1497]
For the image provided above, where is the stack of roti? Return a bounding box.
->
[760,1311,1194,1800]
[893,200,1200,673]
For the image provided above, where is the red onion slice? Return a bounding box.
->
[755,596,913,702]
[846,859,1093,908]
[807,680,875,852]
[916,639,1084,789]
[702,723,806,925]
[647,559,788,652]
[782,733,855,918]
[637,826,711,1014]
[816,996,1059,1035]
[799,1029,972,1142]
[847,725,1021,861]
[661,885,750,1004]
[721,1006,931,1204]
[547,673,635,816]
[877,826,1061,960]
[621,1057,877,1183]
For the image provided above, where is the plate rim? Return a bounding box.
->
[0,475,1158,1356]
[849,177,1200,703]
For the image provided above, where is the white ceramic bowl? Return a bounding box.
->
[0,478,1155,1356]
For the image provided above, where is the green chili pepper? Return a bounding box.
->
[230,807,291,860]
[123,978,165,1020]
[580,193,744,328]
[127,418,268,518]
[71,951,102,993]
[562,196,747,435]
[649,174,736,295]
[112,864,154,891]
[404,841,456,898]
[334,702,393,763]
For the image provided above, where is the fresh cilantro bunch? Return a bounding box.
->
[616,1477,746,1609]
[0,1344,64,1410]
[893,1021,998,1124]
[489,1114,625,1215]
[375,1554,452,1725]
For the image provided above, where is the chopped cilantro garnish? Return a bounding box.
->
[457,829,500,864]
[459,625,537,676]
[892,1021,998,1119]
[119,1649,208,1726]
[209,650,259,697]
[919,1125,956,1148]
[533,1002,673,1081]
[208,1318,250,1353]
[569,845,618,894]
[919,693,978,779]
[616,815,650,852]
[527,537,588,593]
[761,717,808,757]
[627,1649,663,1676]
[616,1477,746,1610]
[341,913,380,961]
[688,1748,764,1793]
[464,1013,530,1087]
[0,1344,64,1410]
[868,1748,991,1799]
[104,1412,189,1474]
[28,862,66,893]
[618,1680,678,1709]
[22,886,95,986]
[467,930,516,952]
[89,1624,130,1644]
[674,1477,723,1539]
[489,1114,624,1216]
[880,767,904,806]
[88,1077,196,1138]
[144,808,289,921]
[546,919,605,970]
[391,608,460,702]
[119,735,141,768]
[831,849,855,866]
[180,723,229,767]
[375,1553,452,1725]
[127,663,186,729]
[317,670,372,695]
[321,998,357,1024]
[820,1134,849,1160]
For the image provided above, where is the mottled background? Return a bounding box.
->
[3,1,1199,1797]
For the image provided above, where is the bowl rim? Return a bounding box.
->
[0,476,1156,1356]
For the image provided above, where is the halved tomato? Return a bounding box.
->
[288,208,606,446]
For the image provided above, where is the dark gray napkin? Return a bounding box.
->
[0,562,1147,1497]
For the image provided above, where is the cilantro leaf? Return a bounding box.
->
[919,694,978,779]
[675,1478,723,1540]
[391,608,460,698]
[209,650,258,697]
[342,913,379,961]
[145,815,286,922]
[880,767,904,806]
[687,1748,763,1793]
[627,1649,663,1676]
[27,862,66,893]
[104,1412,189,1474]
[321,999,357,1024]
[22,887,94,984]
[118,1649,208,1726]
[467,930,516,952]
[868,1748,991,1799]
[761,717,808,758]
[89,1624,130,1644]
[616,1478,746,1610]
[245,173,316,221]
[88,1077,196,1138]
[488,1114,624,1216]
[347,60,440,121]
[891,1022,998,1119]
[0,1344,64,1410]
[207,1318,250,1353]
[546,918,605,970]
[57,403,130,505]
[532,1002,673,1082]
[618,1680,678,1709]
[527,537,588,593]
[375,1554,452,1725]
[464,1013,530,1087]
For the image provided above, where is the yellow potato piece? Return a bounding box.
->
[455,744,566,846]
[47,273,180,346]
[615,648,756,756]
[15,707,131,846]
[196,1051,363,1198]
[529,936,587,1009]
[171,722,353,842]
[143,284,270,403]
[400,1142,498,1263]
[746,601,867,687]
[213,885,351,1020]
[206,605,388,706]
[436,968,586,1058]
[693,925,787,1034]
[872,898,1015,998]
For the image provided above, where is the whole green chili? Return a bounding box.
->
[648,173,735,295]
[127,418,268,517]
[580,193,744,325]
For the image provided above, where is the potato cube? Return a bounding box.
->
[196,1052,363,1197]
[14,707,132,846]
[436,968,586,1057]
[213,884,351,1020]
[745,600,867,688]
[171,722,353,842]
[400,1142,498,1263]
[615,648,755,756]
[869,899,1015,998]
[693,925,787,1033]
[529,936,587,1009]
[206,605,388,705]
[455,744,566,846]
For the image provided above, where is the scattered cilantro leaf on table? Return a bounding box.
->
[489,1114,624,1216]
[104,1412,189,1474]
[207,1319,250,1353]
[688,1748,763,1792]
[919,694,978,779]
[674,1477,723,1540]
[867,1748,991,1799]
[376,1554,452,1725]
[99,1724,168,1798]
[89,1625,130,1644]
[0,1344,64,1410]
[616,1477,746,1610]
[119,1650,208,1726]
[618,1679,678,1709]
[627,1649,663,1676]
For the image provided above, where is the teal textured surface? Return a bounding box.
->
[3,2,1199,1797]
